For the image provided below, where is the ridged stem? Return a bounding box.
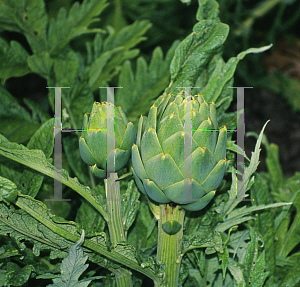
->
[106,172,132,287]
[156,204,185,287]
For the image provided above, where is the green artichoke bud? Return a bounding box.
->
[79,102,136,178]
[132,93,228,211]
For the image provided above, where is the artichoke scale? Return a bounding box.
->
[144,153,184,190]
[132,144,148,180]
[142,179,171,203]
[141,127,163,163]
[201,159,226,192]
[163,179,206,204]
[79,137,97,166]
[181,190,216,211]
[86,130,107,165]
[120,122,136,150]
[193,119,217,153]
[90,164,107,179]
[157,113,184,144]
[131,167,146,195]
[214,126,227,162]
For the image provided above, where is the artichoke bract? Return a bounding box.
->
[132,93,228,211]
[79,102,136,178]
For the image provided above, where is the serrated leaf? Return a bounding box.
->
[48,230,91,287]
[215,203,290,233]
[0,0,48,53]
[196,0,220,21]
[276,191,300,259]
[224,121,269,217]
[87,46,124,89]
[127,200,158,261]
[0,87,41,143]
[249,250,269,287]
[201,45,272,105]
[0,176,18,204]
[227,140,250,162]
[0,136,159,282]
[63,135,90,186]
[250,173,275,286]
[228,260,245,286]
[103,20,152,52]
[17,118,54,198]
[75,185,106,238]
[27,52,53,78]
[88,20,152,90]
[243,228,258,285]
[114,242,139,264]
[0,195,82,259]
[182,231,223,255]
[0,1,25,33]
[23,98,51,124]
[53,49,80,87]
[47,0,107,55]
[218,245,229,280]
[0,133,108,221]
[168,20,229,92]
[0,38,30,83]
[5,262,32,286]
[279,260,300,287]
[121,180,140,232]
[116,41,179,124]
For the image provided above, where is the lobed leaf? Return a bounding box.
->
[0,38,30,83]
[0,87,41,143]
[48,0,107,55]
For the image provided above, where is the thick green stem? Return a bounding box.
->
[105,172,132,287]
[157,204,185,287]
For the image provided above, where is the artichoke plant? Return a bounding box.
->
[132,93,228,211]
[79,101,136,178]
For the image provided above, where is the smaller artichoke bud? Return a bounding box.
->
[79,102,136,178]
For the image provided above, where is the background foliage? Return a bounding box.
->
[0,0,299,286]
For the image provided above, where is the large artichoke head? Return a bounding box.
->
[79,102,136,178]
[132,93,228,211]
